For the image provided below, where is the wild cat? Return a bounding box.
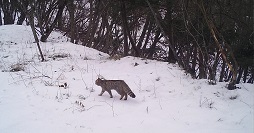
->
[95,78,136,100]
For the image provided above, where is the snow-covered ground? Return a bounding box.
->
[0,25,253,133]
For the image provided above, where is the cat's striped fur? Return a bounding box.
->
[95,78,136,100]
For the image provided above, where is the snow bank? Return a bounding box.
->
[0,25,253,133]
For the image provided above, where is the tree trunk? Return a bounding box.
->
[243,67,248,83]
[225,71,232,82]
[165,0,176,63]
[247,68,253,83]
[120,0,139,57]
[84,0,100,47]
[16,0,28,25]
[146,0,184,68]
[120,0,129,56]
[148,30,161,59]
[27,8,45,62]
[210,51,219,82]
[0,8,2,25]
[142,21,153,53]
[68,0,75,43]
[17,11,26,25]
[137,15,150,49]
[198,48,206,79]
[191,46,197,78]
[197,0,238,89]
[236,67,243,84]
[2,0,16,25]
[219,58,226,82]
[40,0,67,42]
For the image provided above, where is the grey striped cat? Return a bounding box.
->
[95,78,136,100]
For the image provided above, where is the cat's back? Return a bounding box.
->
[95,78,129,89]
[104,80,127,87]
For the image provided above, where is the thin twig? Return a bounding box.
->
[240,100,252,108]
[100,99,116,117]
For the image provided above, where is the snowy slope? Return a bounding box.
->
[0,25,253,133]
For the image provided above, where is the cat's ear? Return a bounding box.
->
[97,74,106,80]
[94,69,100,79]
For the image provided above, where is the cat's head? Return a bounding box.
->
[95,78,103,85]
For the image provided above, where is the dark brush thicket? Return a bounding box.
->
[0,0,253,89]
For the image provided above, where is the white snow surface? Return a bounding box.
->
[0,25,253,133]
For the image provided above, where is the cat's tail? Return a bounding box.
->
[127,91,136,98]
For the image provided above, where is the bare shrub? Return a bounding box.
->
[48,53,70,60]
[8,63,26,72]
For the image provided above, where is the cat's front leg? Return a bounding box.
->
[99,90,105,96]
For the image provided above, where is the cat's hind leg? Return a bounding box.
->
[124,94,128,100]
[107,90,113,98]
[120,94,124,100]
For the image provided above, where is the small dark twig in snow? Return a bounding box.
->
[158,98,162,110]
[237,115,247,125]
[240,100,252,108]
[100,99,116,117]
[239,83,249,91]
[86,105,102,111]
